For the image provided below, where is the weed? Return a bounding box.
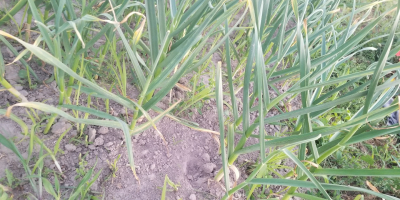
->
[75,153,88,179]
[4,169,15,188]
[106,154,121,183]
[0,183,12,200]
[160,175,180,200]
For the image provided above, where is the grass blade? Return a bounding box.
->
[216,62,230,192]
[115,118,139,182]
[282,149,331,199]
[249,179,399,200]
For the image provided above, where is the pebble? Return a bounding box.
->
[88,128,96,142]
[139,139,146,145]
[14,85,23,90]
[94,137,104,146]
[148,173,156,181]
[104,142,113,147]
[37,93,45,100]
[202,163,216,173]
[47,98,54,104]
[51,121,72,135]
[175,91,184,99]
[70,130,78,137]
[4,65,20,82]
[166,153,172,158]
[1,46,13,57]
[98,127,109,134]
[65,144,77,151]
[88,145,96,150]
[189,194,196,200]
[156,101,167,109]
[150,163,155,170]
[141,150,149,156]
[202,153,210,162]
[59,117,68,123]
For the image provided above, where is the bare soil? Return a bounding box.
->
[0,5,303,199]
[0,58,302,200]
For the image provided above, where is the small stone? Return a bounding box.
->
[166,153,172,158]
[202,153,210,162]
[139,139,146,145]
[189,194,196,200]
[137,116,144,123]
[111,109,119,116]
[47,98,54,104]
[94,137,104,146]
[4,65,20,82]
[14,85,23,90]
[65,144,77,151]
[88,128,96,142]
[14,46,23,51]
[51,121,72,135]
[19,90,28,97]
[70,130,78,137]
[59,117,68,123]
[98,127,109,134]
[37,93,45,100]
[1,46,13,57]
[120,107,127,115]
[148,173,156,181]
[88,145,96,150]
[104,142,113,147]
[202,163,216,173]
[76,147,82,152]
[175,91,184,99]
[150,163,155,170]
[156,101,167,110]
[187,175,193,180]
[141,150,149,156]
